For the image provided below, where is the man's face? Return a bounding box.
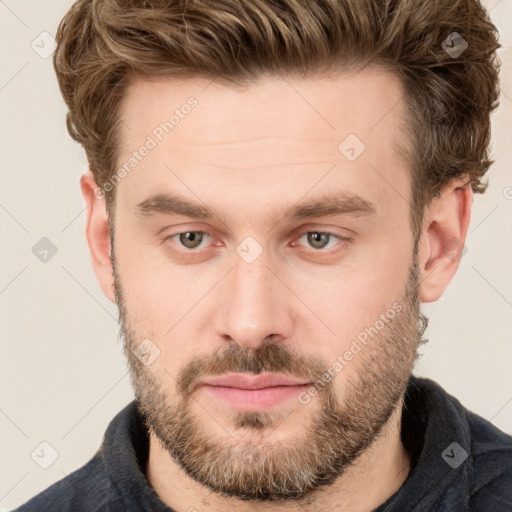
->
[111,66,424,500]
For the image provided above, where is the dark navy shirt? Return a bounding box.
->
[13,376,512,511]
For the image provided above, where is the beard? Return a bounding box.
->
[112,245,427,502]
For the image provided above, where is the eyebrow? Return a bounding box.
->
[135,191,378,224]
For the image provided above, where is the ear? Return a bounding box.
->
[418,176,473,303]
[80,171,115,303]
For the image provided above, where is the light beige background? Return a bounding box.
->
[1,1,511,510]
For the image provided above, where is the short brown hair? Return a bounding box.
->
[53,0,501,244]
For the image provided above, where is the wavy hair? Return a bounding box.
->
[53,0,501,242]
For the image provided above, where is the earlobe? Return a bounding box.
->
[80,172,116,303]
[418,178,473,303]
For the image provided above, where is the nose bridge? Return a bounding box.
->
[215,244,293,348]
[233,251,272,308]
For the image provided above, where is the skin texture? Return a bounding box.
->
[80,65,472,511]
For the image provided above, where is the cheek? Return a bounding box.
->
[295,251,411,374]
[299,253,408,333]
[114,240,211,367]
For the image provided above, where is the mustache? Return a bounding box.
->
[177,341,329,397]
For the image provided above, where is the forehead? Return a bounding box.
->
[115,65,411,222]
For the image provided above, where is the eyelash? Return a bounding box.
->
[163,229,352,255]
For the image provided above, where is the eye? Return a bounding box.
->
[162,229,351,254]
[167,231,210,250]
[295,231,351,251]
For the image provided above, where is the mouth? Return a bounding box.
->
[198,373,312,412]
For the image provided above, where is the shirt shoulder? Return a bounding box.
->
[466,410,512,511]
[11,449,125,512]
[373,376,512,512]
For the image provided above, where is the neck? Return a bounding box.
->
[147,401,410,512]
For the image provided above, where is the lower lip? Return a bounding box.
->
[201,384,311,412]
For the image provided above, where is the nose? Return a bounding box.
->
[213,249,295,350]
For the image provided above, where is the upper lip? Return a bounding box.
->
[201,373,310,390]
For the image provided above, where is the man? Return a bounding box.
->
[15,0,511,510]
